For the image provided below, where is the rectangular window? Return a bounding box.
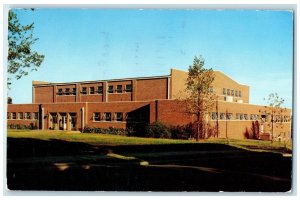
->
[81,87,87,94]
[108,86,114,93]
[90,87,95,94]
[209,87,214,93]
[18,112,23,120]
[235,90,238,97]
[72,88,76,95]
[227,89,230,95]
[116,85,122,93]
[226,113,233,120]
[33,112,38,120]
[211,112,218,120]
[104,112,111,121]
[244,114,248,120]
[220,113,226,120]
[115,112,123,121]
[7,112,10,119]
[65,88,70,95]
[231,90,234,96]
[239,91,242,97]
[93,112,100,121]
[25,112,31,120]
[12,112,16,119]
[97,86,103,94]
[223,88,226,95]
[125,84,132,92]
[57,88,63,95]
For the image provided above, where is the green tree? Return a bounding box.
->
[8,10,44,88]
[183,55,216,141]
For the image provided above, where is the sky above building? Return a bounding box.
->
[7,8,294,108]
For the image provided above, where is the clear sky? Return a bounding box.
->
[7,9,294,108]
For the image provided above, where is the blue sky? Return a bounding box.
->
[7,9,294,108]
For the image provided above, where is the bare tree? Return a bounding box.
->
[260,93,286,142]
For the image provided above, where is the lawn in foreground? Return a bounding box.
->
[7,129,292,153]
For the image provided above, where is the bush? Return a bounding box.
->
[7,123,37,130]
[82,126,129,136]
[145,122,172,139]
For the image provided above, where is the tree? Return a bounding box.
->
[182,55,216,141]
[8,10,44,88]
[7,97,12,104]
[260,93,286,142]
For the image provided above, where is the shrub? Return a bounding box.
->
[7,123,37,130]
[145,121,172,139]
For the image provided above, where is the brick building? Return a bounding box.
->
[7,69,292,141]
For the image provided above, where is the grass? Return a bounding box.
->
[7,129,292,153]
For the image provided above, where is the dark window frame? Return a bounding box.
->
[90,87,95,94]
[81,87,87,95]
[125,84,132,92]
[93,112,101,122]
[108,86,114,93]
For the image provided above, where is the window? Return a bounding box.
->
[72,88,76,95]
[93,112,100,121]
[97,86,103,94]
[126,113,133,121]
[235,90,238,97]
[250,114,258,120]
[33,112,38,120]
[108,86,114,93]
[116,85,122,93]
[209,87,214,93]
[125,84,132,92]
[65,88,70,95]
[244,114,248,120]
[227,89,230,95]
[231,90,234,96]
[25,112,31,120]
[82,87,87,94]
[11,112,16,119]
[7,112,10,119]
[57,89,63,95]
[18,112,23,119]
[90,87,95,94]
[223,88,226,95]
[115,112,123,121]
[211,112,218,120]
[226,113,233,120]
[236,113,244,120]
[104,112,111,121]
[239,91,242,97]
[220,113,226,120]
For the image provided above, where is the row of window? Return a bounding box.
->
[92,112,147,122]
[222,88,242,97]
[93,112,123,122]
[57,84,133,95]
[211,112,290,122]
[7,112,39,120]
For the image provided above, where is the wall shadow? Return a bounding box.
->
[7,137,292,192]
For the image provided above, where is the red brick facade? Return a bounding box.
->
[7,69,292,141]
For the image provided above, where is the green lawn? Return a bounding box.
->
[7,129,292,153]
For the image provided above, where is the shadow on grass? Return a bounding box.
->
[7,137,292,192]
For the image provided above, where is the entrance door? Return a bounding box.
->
[50,113,58,130]
[59,113,67,130]
[70,113,77,130]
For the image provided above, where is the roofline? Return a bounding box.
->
[33,75,171,87]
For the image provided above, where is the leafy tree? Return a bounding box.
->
[8,10,44,88]
[7,97,12,104]
[260,93,286,142]
[182,55,216,141]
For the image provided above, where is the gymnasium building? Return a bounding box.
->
[7,68,292,141]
